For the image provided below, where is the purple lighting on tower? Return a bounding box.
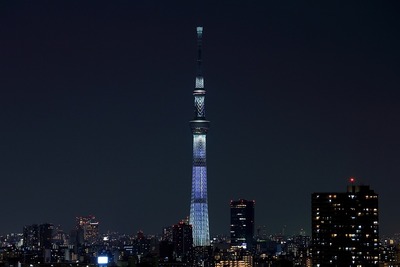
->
[189,26,210,247]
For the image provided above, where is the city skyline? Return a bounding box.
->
[0,1,399,237]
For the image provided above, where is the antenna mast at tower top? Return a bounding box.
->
[195,26,204,89]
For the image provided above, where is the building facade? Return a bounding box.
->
[22,223,54,263]
[189,26,210,247]
[76,215,99,244]
[23,224,39,250]
[311,183,379,266]
[172,220,194,262]
[230,199,255,249]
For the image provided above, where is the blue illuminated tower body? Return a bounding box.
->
[189,26,210,247]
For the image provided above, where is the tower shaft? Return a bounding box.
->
[189,26,210,247]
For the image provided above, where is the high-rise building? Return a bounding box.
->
[172,220,194,262]
[39,223,53,263]
[23,224,39,250]
[311,181,379,266]
[53,225,67,246]
[162,225,173,243]
[189,26,210,247]
[76,215,99,244]
[230,199,255,249]
[23,223,54,263]
[39,223,53,249]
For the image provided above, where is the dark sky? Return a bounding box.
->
[0,1,399,237]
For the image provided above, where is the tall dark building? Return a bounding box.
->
[39,223,53,263]
[230,199,255,249]
[23,224,39,250]
[311,182,379,266]
[39,223,53,249]
[172,220,194,262]
[23,223,54,263]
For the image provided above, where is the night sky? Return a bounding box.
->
[0,1,399,237]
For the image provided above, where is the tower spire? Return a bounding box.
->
[195,26,204,90]
[189,26,210,247]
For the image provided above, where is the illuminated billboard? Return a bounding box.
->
[97,256,108,264]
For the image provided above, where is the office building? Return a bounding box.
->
[230,199,255,249]
[172,220,194,262]
[23,224,40,250]
[76,215,99,244]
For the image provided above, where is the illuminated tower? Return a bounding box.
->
[189,26,210,247]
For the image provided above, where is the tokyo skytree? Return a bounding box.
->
[189,26,210,247]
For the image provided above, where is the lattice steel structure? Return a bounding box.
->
[189,26,210,247]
